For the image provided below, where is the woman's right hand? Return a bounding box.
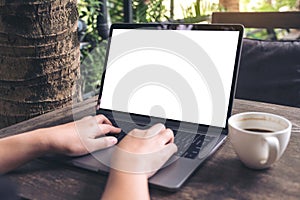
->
[111,123,178,177]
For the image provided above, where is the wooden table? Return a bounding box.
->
[1,97,299,200]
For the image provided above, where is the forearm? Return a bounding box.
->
[102,169,150,200]
[0,115,122,174]
[0,129,50,174]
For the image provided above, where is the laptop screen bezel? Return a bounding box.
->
[96,23,244,134]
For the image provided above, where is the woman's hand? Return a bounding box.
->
[112,123,177,177]
[44,115,121,156]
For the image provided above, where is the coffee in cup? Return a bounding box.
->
[228,112,291,169]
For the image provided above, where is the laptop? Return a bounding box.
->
[70,23,244,191]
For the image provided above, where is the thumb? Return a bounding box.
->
[87,136,118,152]
[162,143,178,157]
[153,143,178,169]
[146,143,178,177]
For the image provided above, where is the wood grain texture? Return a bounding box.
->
[212,12,300,29]
[1,98,299,200]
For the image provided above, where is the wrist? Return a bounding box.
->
[103,169,150,200]
[110,168,149,181]
[28,128,53,155]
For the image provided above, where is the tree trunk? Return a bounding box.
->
[0,0,80,128]
[219,0,240,11]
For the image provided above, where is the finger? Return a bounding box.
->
[163,143,178,156]
[159,128,174,145]
[95,114,112,125]
[166,128,175,143]
[88,136,118,152]
[95,124,121,137]
[127,128,147,138]
[128,123,166,139]
[147,123,166,136]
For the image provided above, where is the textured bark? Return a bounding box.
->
[0,0,80,128]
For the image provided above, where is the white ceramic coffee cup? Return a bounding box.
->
[228,112,291,169]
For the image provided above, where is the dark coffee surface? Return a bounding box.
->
[244,128,273,133]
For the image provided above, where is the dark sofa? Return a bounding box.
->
[236,38,300,108]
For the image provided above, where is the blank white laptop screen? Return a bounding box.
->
[100,27,240,128]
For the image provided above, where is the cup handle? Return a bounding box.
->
[262,137,280,167]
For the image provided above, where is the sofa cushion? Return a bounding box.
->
[236,38,300,107]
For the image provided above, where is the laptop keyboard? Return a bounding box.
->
[174,131,215,159]
[108,120,216,160]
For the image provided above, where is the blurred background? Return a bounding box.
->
[78,0,300,98]
[1,0,298,128]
